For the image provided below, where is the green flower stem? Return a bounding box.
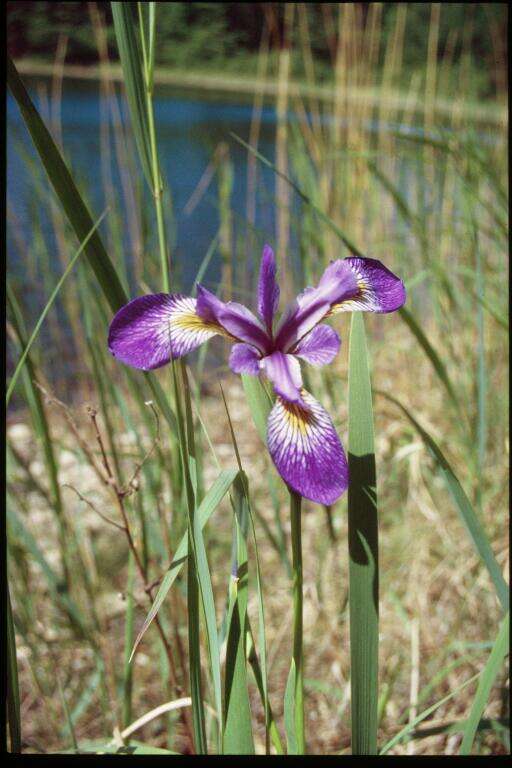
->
[290,491,305,753]
[138,2,170,291]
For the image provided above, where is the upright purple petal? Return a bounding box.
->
[257,244,280,334]
[196,284,226,323]
[108,294,221,371]
[275,257,405,351]
[267,389,348,505]
[196,284,271,354]
[274,286,332,352]
[229,343,261,376]
[260,351,304,405]
[293,324,341,367]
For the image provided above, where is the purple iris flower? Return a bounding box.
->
[108,246,405,505]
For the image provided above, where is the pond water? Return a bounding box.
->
[7,77,285,296]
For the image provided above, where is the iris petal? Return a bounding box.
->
[108,293,222,371]
[196,284,271,353]
[327,257,406,314]
[257,244,280,334]
[229,343,261,376]
[267,389,348,505]
[275,257,405,351]
[294,324,341,367]
[260,351,304,405]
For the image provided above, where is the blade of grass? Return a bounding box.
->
[7,56,126,311]
[6,584,21,753]
[284,660,297,754]
[348,313,379,755]
[223,475,255,755]
[240,373,272,445]
[111,2,153,188]
[170,357,207,754]
[398,306,460,412]
[67,667,102,735]
[129,468,239,662]
[113,0,170,290]
[7,284,71,591]
[122,553,135,730]
[6,207,109,406]
[410,717,509,741]
[379,672,482,754]
[459,612,509,755]
[57,673,79,752]
[198,388,283,755]
[229,131,364,256]
[6,500,89,638]
[376,391,509,611]
[180,362,223,750]
[286,491,305,754]
[220,383,277,755]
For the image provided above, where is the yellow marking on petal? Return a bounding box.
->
[281,395,314,436]
[172,311,233,340]
[328,277,376,315]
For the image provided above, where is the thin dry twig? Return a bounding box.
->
[62,483,125,532]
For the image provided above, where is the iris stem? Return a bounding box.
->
[290,491,305,753]
[138,1,170,291]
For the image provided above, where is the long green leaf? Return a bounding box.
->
[240,374,272,445]
[7,56,127,312]
[284,660,297,754]
[460,612,509,754]
[347,313,379,755]
[377,391,509,611]
[129,468,239,662]
[59,738,179,755]
[220,385,277,755]
[111,2,153,188]
[196,389,283,754]
[286,492,305,754]
[6,208,109,406]
[184,367,223,750]
[171,359,207,753]
[223,475,255,755]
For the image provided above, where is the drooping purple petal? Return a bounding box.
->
[275,257,405,351]
[196,284,271,354]
[108,294,222,371]
[260,351,304,405]
[294,324,341,367]
[257,244,280,334]
[229,343,261,376]
[267,389,348,505]
[327,257,406,314]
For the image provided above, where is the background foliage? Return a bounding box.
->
[7,1,508,97]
